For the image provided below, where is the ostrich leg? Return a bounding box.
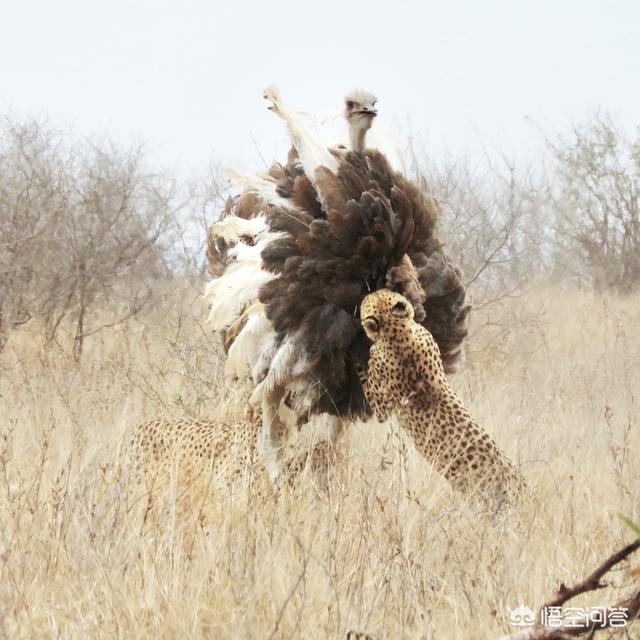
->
[259,384,288,482]
[279,414,346,489]
[325,414,345,444]
[258,396,343,486]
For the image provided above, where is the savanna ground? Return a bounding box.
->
[1,282,638,639]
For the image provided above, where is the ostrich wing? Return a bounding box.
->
[263,86,339,200]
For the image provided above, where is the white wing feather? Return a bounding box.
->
[228,169,298,211]
[250,331,306,406]
[263,85,339,180]
[225,303,273,380]
[204,263,275,330]
[211,214,267,243]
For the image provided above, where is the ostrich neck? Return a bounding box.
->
[349,125,368,153]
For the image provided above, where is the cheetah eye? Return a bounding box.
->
[391,301,409,318]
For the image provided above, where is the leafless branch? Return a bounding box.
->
[499,541,640,639]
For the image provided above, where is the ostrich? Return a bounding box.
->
[205,87,470,482]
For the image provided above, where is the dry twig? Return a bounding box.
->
[499,540,640,639]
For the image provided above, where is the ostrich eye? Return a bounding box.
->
[391,301,409,318]
[346,101,355,109]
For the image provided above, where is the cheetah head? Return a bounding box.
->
[360,289,414,342]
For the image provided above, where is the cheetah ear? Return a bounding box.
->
[391,301,410,319]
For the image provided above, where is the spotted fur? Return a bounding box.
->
[128,412,337,492]
[128,415,263,490]
[361,289,525,508]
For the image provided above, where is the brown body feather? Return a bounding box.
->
[208,145,469,419]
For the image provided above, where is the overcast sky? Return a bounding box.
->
[1,0,638,176]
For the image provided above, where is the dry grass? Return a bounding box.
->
[0,283,638,639]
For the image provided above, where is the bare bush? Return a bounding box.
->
[543,113,640,292]
[0,118,179,356]
[408,112,639,309]
[180,162,229,276]
[431,157,547,306]
[400,147,549,338]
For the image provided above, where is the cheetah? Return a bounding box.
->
[128,413,263,493]
[128,407,338,497]
[360,289,526,509]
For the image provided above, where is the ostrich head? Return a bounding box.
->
[344,89,377,153]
